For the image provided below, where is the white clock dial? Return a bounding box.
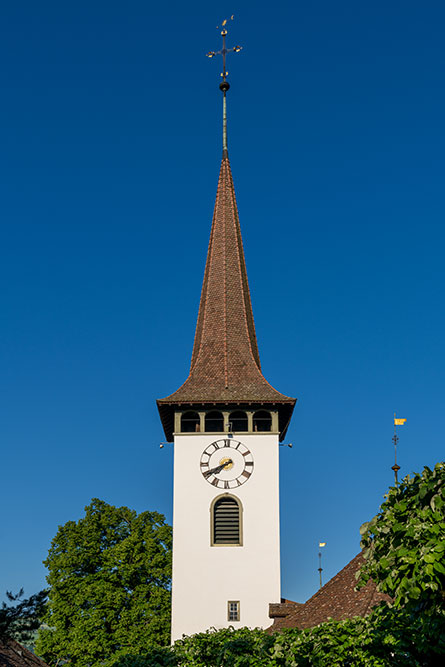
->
[200,439,254,489]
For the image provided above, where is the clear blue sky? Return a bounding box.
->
[1,0,444,606]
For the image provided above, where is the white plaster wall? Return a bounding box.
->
[171,432,281,642]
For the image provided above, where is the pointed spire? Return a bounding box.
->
[189,155,262,385]
[157,153,295,425]
[157,25,296,441]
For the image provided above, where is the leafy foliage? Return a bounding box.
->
[108,648,177,667]
[101,603,445,666]
[173,627,274,666]
[0,588,47,644]
[359,462,445,612]
[272,604,444,666]
[35,498,172,667]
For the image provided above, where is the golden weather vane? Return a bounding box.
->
[392,414,407,486]
[206,15,242,83]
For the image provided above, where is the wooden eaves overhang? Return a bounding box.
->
[157,154,296,442]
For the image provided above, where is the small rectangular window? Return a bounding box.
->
[227,600,240,622]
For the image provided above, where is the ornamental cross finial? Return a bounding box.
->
[206,16,242,83]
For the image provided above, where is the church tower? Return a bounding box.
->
[157,24,296,641]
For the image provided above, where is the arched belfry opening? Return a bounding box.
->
[180,411,200,432]
[229,410,248,432]
[253,410,272,432]
[205,411,224,432]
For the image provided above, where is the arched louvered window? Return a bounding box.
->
[205,411,224,432]
[229,411,248,432]
[211,495,242,546]
[253,410,272,432]
[181,411,200,432]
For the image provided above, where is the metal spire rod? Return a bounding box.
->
[318,542,326,589]
[222,79,228,157]
[392,414,406,487]
[392,414,400,487]
[206,17,242,158]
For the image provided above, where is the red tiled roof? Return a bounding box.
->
[0,638,49,667]
[269,552,391,632]
[157,155,295,439]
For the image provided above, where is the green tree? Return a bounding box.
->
[0,588,47,645]
[35,498,172,667]
[359,462,445,612]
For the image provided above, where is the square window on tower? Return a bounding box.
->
[227,600,240,622]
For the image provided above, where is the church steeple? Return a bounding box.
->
[157,22,295,441]
[165,25,294,640]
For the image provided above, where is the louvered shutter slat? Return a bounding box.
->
[213,498,240,544]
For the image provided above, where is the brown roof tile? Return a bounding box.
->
[269,552,391,632]
[157,155,295,439]
[0,639,49,667]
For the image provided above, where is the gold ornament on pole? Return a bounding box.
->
[392,414,407,486]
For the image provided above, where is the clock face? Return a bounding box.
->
[200,439,254,489]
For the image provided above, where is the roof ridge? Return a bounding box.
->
[187,154,263,382]
[268,551,391,632]
[223,159,229,387]
[227,158,262,374]
[303,552,364,606]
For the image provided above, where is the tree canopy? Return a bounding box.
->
[359,462,445,612]
[0,589,47,645]
[36,498,172,666]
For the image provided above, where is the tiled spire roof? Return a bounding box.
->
[190,155,261,384]
[0,638,51,667]
[157,154,295,424]
[159,155,295,407]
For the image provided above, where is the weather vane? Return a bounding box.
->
[205,16,242,159]
[318,542,326,589]
[206,16,242,85]
[392,414,407,486]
